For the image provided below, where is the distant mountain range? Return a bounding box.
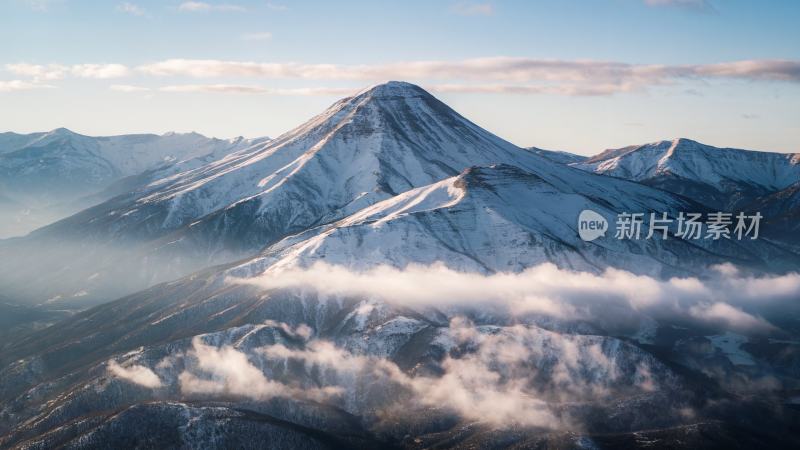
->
[571,138,800,209]
[0,128,269,238]
[1,82,799,449]
[569,138,800,246]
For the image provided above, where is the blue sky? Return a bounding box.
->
[1,0,798,154]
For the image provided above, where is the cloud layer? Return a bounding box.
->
[110,317,671,430]
[4,57,800,97]
[104,262,800,431]
[133,57,800,86]
[235,262,800,335]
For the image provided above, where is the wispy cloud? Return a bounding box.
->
[6,63,129,80]
[241,31,273,41]
[179,336,339,401]
[115,318,676,430]
[117,2,145,16]
[429,83,641,96]
[158,84,356,96]
[132,57,795,83]
[5,63,67,81]
[133,57,800,97]
[71,64,130,79]
[178,1,245,12]
[107,360,163,388]
[451,1,494,16]
[0,80,55,92]
[7,57,800,97]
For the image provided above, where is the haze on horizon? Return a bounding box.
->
[1,0,798,155]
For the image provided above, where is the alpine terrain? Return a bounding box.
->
[0,82,799,449]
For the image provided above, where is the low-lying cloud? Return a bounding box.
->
[118,317,671,430]
[179,336,339,401]
[107,360,163,388]
[234,262,799,334]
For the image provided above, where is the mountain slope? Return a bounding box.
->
[741,181,800,246]
[261,164,797,277]
[572,138,800,210]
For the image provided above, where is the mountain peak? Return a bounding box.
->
[667,137,701,150]
[48,127,78,136]
[356,81,428,99]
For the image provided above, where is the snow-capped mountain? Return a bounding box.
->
[2,82,800,449]
[43,82,600,249]
[571,138,800,210]
[0,81,717,307]
[0,129,267,238]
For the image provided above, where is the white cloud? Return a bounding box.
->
[6,63,129,81]
[71,64,130,79]
[166,317,673,430]
[241,31,273,41]
[429,83,641,96]
[234,262,797,334]
[0,80,55,92]
[159,84,356,96]
[5,63,67,81]
[133,57,800,96]
[689,302,773,333]
[179,336,341,401]
[694,60,800,82]
[117,2,145,16]
[8,57,800,97]
[178,1,245,12]
[108,360,163,388]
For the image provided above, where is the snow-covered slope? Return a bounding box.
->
[572,138,800,210]
[242,164,793,280]
[0,81,707,307]
[0,129,266,238]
